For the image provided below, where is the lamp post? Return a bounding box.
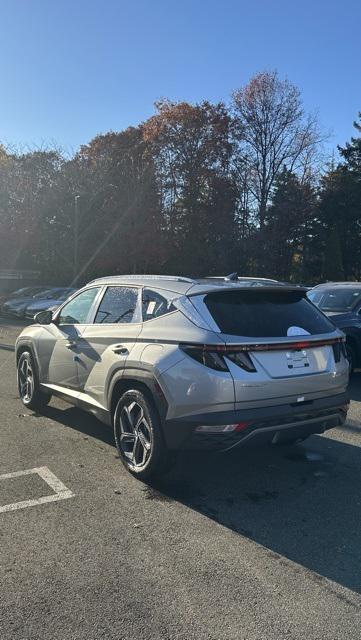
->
[74,195,80,285]
[72,185,118,286]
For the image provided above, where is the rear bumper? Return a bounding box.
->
[163,392,349,450]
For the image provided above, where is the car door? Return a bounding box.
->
[38,287,102,391]
[77,286,142,408]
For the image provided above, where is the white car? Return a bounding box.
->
[16,275,349,479]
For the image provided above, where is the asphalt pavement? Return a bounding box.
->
[1,320,361,639]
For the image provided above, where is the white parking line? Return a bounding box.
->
[0,466,75,513]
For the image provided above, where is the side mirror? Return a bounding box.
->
[34,310,54,325]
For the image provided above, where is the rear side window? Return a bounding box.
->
[142,288,175,322]
[94,287,139,324]
[204,290,335,337]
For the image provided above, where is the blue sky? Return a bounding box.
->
[0,0,360,156]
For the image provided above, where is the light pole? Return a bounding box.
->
[74,195,80,285]
[71,185,118,286]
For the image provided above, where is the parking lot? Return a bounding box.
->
[1,320,361,639]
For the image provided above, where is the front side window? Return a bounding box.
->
[58,287,101,325]
[94,287,139,324]
[142,289,175,322]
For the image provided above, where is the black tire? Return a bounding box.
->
[113,389,172,480]
[346,342,356,375]
[17,351,51,411]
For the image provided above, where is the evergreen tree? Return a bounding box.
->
[339,113,361,172]
[323,226,344,280]
[318,116,361,280]
[265,168,317,281]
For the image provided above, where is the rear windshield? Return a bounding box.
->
[204,290,335,337]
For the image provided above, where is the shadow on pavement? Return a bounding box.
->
[37,395,361,595]
[150,434,361,596]
[41,404,114,447]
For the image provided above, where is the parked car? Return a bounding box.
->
[1,287,55,318]
[16,275,349,480]
[308,282,361,371]
[0,286,50,308]
[24,288,77,321]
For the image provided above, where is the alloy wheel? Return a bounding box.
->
[18,355,34,403]
[119,400,153,468]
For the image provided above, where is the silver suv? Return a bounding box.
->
[15,275,350,479]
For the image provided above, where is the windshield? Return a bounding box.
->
[203,290,335,337]
[33,289,58,299]
[32,288,74,301]
[308,288,361,312]
[57,289,75,301]
[11,287,30,296]
[11,286,45,297]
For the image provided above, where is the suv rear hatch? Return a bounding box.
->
[201,288,348,407]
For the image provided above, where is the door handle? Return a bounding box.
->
[66,341,78,350]
[112,345,129,356]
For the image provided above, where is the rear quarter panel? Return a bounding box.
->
[138,311,236,419]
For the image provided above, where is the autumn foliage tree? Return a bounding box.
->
[0,72,359,286]
[232,71,321,230]
[143,100,237,274]
[69,127,164,280]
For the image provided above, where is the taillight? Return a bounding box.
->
[332,343,341,362]
[224,351,256,372]
[180,345,256,373]
[180,345,228,371]
[333,342,347,363]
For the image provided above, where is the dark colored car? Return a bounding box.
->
[24,288,76,320]
[1,287,56,318]
[308,282,361,370]
[0,286,51,309]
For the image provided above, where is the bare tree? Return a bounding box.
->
[232,71,323,229]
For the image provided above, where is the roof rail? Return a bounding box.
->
[206,275,279,282]
[89,274,195,285]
